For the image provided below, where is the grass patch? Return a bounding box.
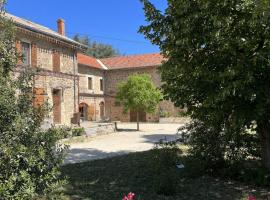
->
[61,150,269,200]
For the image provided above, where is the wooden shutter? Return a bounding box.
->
[31,43,37,67]
[52,89,61,124]
[33,88,45,108]
[53,50,60,72]
[87,105,95,121]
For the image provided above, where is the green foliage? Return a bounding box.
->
[71,127,86,137]
[140,0,270,168]
[0,8,68,199]
[151,140,181,196]
[116,73,162,114]
[73,34,120,58]
[159,110,170,118]
[180,121,260,171]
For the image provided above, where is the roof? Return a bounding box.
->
[77,54,103,69]
[100,53,164,69]
[4,13,86,50]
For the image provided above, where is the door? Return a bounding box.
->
[52,89,61,124]
[100,102,105,119]
[87,105,95,121]
[130,110,146,122]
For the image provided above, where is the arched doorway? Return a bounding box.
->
[79,102,88,121]
[99,102,105,119]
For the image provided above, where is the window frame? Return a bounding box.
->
[21,39,31,67]
[87,76,93,90]
[100,78,104,91]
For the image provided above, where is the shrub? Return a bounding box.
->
[0,10,68,199]
[72,127,86,137]
[150,139,181,196]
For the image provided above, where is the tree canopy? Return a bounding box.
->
[73,34,120,58]
[140,0,270,169]
[116,74,162,130]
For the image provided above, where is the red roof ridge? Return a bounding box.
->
[78,52,164,70]
[100,52,161,60]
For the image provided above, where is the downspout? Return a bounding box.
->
[73,51,76,113]
[73,51,79,125]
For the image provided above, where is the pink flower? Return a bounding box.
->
[248,195,256,200]
[128,192,135,200]
[122,196,128,200]
[122,192,135,200]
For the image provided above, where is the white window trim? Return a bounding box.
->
[21,39,32,66]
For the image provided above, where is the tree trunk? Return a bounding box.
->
[137,111,139,131]
[257,121,270,169]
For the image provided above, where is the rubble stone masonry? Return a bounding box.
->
[16,32,79,125]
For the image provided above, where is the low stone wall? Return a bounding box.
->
[159,117,191,124]
[84,123,115,136]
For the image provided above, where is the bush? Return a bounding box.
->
[150,140,181,196]
[0,12,68,199]
[72,127,86,137]
[178,120,268,186]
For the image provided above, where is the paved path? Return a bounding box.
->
[65,123,183,164]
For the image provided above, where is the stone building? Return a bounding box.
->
[78,53,180,122]
[7,13,86,126]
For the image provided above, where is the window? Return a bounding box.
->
[100,79,104,91]
[21,42,30,66]
[88,77,93,90]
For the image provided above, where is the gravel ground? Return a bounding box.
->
[65,123,184,164]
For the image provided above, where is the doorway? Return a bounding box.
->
[100,102,105,119]
[52,89,61,124]
[79,103,88,121]
[130,110,146,122]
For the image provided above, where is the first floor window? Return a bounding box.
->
[88,77,93,90]
[100,78,104,91]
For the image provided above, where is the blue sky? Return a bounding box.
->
[6,0,167,55]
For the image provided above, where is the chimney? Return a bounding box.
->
[57,19,65,36]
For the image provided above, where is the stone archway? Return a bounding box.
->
[79,102,88,121]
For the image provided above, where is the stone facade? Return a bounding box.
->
[78,63,180,122]
[14,24,83,126]
[104,67,161,122]
[78,65,106,122]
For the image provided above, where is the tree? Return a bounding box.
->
[140,0,270,169]
[0,2,68,199]
[73,34,120,58]
[116,74,162,131]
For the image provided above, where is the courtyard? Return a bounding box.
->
[65,122,184,164]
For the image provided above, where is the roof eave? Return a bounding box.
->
[107,64,161,70]
[15,22,87,51]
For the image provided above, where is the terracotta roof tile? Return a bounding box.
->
[77,54,103,69]
[100,53,164,69]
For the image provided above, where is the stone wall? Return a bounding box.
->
[34,74,79,125]
[78,65,105,95]
[79,96,105,122]
[104,67,179,122]
[17,32,76,74]
[16,32,79,126]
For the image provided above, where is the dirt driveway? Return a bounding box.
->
[65,123,184,164]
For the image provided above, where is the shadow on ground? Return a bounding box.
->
[65,148,132,164]
[62,150,269,200]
